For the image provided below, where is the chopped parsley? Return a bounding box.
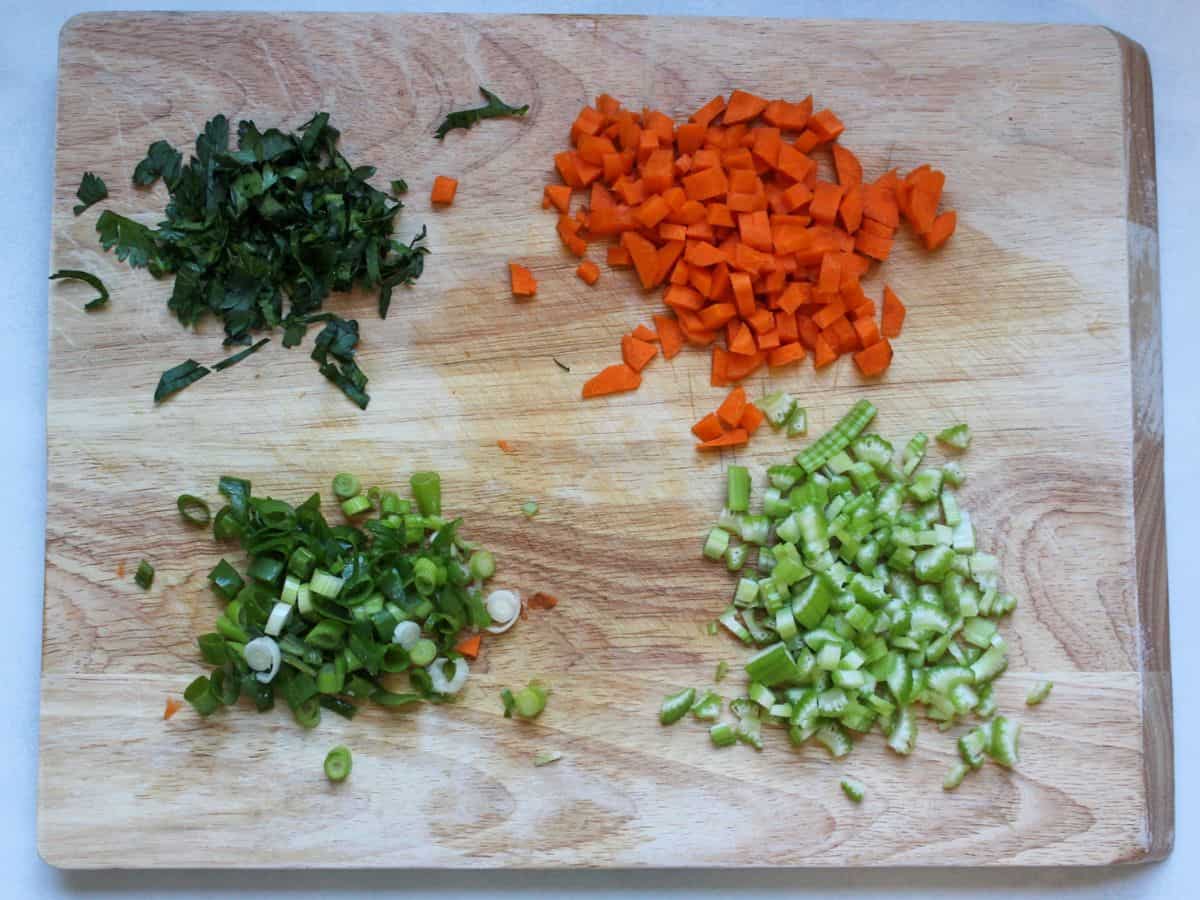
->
[435,86,529,139]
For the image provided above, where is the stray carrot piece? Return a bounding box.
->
[739,402,766,435]
[164,697,183,720]
[431,175,458,205]
[923,210,957,250]
[832,144,863,188]
[527,592,559,610]
[497,439,517,454]
[621,334,659,372]
[582,363,642,398]
[767,342,808,368]
[808,109,845,142]
[692,411,726,442]
[653,314,684,359]
[543,184,571,213]
[509,263,537,297]
[607,245,631,267]
[698,428,750,450]
[813,334,838,368]
[116,561,126,579]
[907,189,938,235]
[854,339,894,376]
[882,285,907,338]
[724,90,769,124]
[691,95,727,129]
[632,323,658,343]
[576,260,601,285]
[455,634,482,659]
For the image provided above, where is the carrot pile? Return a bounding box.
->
[690,386,766,450]
[541,90,955,396]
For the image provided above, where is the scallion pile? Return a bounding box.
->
[184,471,508,728]
[670,399,1024,790]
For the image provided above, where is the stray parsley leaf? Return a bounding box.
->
[213,337,270,372]
[435,86,529,140]
[49,269,110,311]
[132,140,183,188]
[73,172,108,215]
[154,359,210,404]
[310,315,370,408]
[390,179,408,196]
[98,112,427,407]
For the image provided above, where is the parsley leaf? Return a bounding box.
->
[73,172,108,215]
[213,337,270,372]
[310,315,370,408]
[154,359,210,403]
[378,226,429,318]
[49,269,110,310]
[132,140,183,188]
[435,86,529,140]
[96,210,163,270]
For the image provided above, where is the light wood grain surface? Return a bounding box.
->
[38,13,1170,868]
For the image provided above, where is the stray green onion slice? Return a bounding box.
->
[135,560,155,589]
[176,494,212,526]
[1026,680,1053,706]
[324,745,352,782]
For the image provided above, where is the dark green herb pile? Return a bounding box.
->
[97,112,428,408]
[185,471,499,728]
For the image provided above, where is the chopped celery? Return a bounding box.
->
[760,391,797,429]
[703,527,731,560]
[902,433,928,477]
[943,761,970,791]
[691,690,723,720]
[786,407,808,438]
[725,542,748,572]
[988,716,1020,767]
[1026,680,1053,706]
[727,466,751,513]
[840,777,865,803]
[909,468,943,503]
[941,461,966,487]
[937,423,972,451]
[795,400,877,474]
[660,687,696,725]
[710,722,737,747]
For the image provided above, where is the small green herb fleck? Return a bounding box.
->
[135,559,155,589]
[435,86,529,140]
[73,172,108,215]
[154,359,210,404]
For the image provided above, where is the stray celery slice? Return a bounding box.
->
[840,777,865,803]
[1026,680,1054,706]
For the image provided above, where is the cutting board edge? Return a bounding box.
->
[1113,28,1173,864]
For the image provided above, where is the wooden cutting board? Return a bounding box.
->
[39,12,1170,868]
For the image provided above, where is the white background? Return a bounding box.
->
[2,1,1194,897]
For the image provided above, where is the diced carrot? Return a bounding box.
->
[810,181,845,225]
[839,183,864,234]
[853,315,881,348]
[730,271,755,319]
[509,263,537,297]
[737,209,773,252]
[817,253,842,295]
[692,411,726,441]
[775,144,816,183]
[729,322,756,356]
[635,194,670,228]
[737,402,764,435]
[654,241,685,285]
[543,184,571,213]
[853,339,893,376]
[711,346,730,385]
[854,229,893,261]
[697,428,749,451]
[699,302,738,330]
[621,333,659,372]
[653,314,684,359]
[576,260,601,285]
[691,95,727,129]
[762,97,812,130]
[756,329,781,351]
[832,144,863,188]
[557,215,588,257]
[863,181,899,227]
[497,439,516,453]
[850,299,877,320]
[621,231,660,289]
[572,106,605,139]
[808,109,845,141]
[813,333,838,368]
[723,350,765,381]
[812,300,846,330]
[767,342,807,367]
[607,245,631,267]
[882,285,907,337]
[164,697,183,720]
[682,165,728,202]
[716,385,748,427]
[684,240,728,267]
[527,592,559,611]
[455,633,482,659]
[664,284,705,312]
[794,129,820,153]
[747,307,775,334]
[724,90,768,124]
[689,265,715,298]
[582,363,641,397]
[659,222,688,242]
[907,189,938,235]
[828,316,860,354]
[923,210,957,250]
[431,175,458,205]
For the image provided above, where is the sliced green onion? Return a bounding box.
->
[332,473,361,500]
[207,559,242,600]
[410,471,441,516]
[937,423,972,451]
[184,675,219,716]
[660,687,696,725]
[690,690,722,721]
[502,682,548,719]
[176,494,212,526]
[247,555,284,585]
[409,638,437,667]
[323,745,352,782]
[309,569,344,599]
[341,495,372,517]
[840,777,865,803]
[715,660,729,682]
[469,549,496,580]
[710,722,737,747]
[1026,680,1054,706]
[135,559,154,589]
